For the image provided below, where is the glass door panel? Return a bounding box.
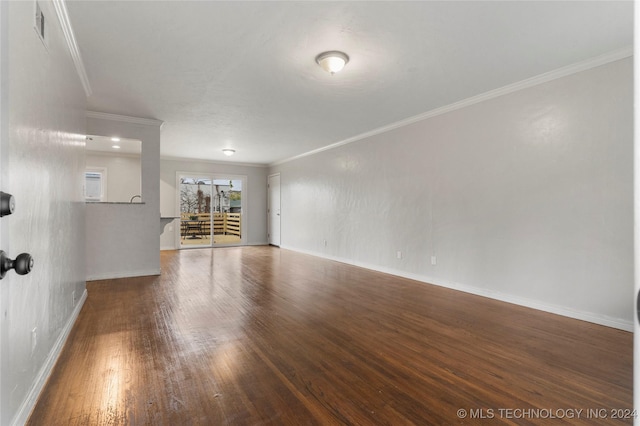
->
[211,178,242,245]
[179,175,213,248]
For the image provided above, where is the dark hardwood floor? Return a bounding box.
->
[28,246,632,425]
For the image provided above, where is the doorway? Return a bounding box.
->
[268,173,280,246]
[177,173,246,248]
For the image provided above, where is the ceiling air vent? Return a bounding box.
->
[34,1,47,48]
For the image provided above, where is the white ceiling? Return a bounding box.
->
[66,1,633,165]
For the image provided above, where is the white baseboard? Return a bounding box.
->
[11,288,88,426]
[281,245,633,332]
[87,269,160,281]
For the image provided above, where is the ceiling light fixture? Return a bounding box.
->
[222,149,235,156]
[315,51,349,75]
[112,145,121,149]
[111,137,120,142]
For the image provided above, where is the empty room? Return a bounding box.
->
[0,1,635,425]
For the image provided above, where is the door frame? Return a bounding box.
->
[633,7,639,418]
[175,171,247,248]
[0,0,6,416]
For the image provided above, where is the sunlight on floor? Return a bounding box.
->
[181,235,241,246]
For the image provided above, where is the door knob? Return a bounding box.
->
[0,192,15,217]
[0,251,33,279]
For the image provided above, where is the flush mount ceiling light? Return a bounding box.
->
[315,51,349,74]
[112,145,120,149]
[111,137,120,142]
[222,149,236,156]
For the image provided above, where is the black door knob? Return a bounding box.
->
[0,192,15,217]
[0,251,33,279]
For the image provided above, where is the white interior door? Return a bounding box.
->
[268,174,281,246]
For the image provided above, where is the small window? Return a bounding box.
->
[85,169,107,202]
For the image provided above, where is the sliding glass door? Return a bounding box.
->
[178,173,245,248]
[179,175,212,247]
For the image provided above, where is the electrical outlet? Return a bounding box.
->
[31,327,37,354]
[431,256,437,265]
[396,251,402,259]
[323,240,327,247]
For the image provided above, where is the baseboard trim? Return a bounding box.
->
[87,269,161,281]
[11,288,88,426]
[281,245,633,332]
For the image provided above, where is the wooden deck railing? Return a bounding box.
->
[225,213,241,237]
[181,212,241,237]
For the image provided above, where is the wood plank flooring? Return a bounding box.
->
[28,246,632,425]
[180,234,241,246]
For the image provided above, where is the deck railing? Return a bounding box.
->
[181,212,241,237]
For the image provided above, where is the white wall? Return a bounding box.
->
[270,57,633,330]
[1,1,87,424]
[86,152,141,202]
[86,113,162,280]
[160,158,268,249]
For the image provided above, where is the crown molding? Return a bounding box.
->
[86,111,164,128]
[270,46,633,167]
[161,155,268,168]
[52,0,91,97]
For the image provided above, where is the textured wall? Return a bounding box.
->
[160,159,268,249]
[270,58,633,330]
[1,1,87,424]
[85,114,162,280]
